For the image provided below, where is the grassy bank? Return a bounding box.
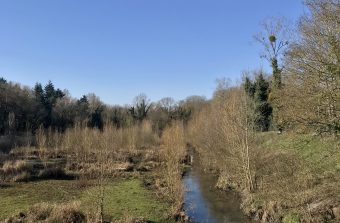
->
[190,129,340,222]
[0,178,173,222]
[248,133,340,222]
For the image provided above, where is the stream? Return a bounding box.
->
[183,157,254,223]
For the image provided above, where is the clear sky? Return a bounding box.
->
[0,0,304,105]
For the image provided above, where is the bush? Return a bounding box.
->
[49,202,85,223]
[27,203,53,221]
[2,160,33,175]
[24,202,86,223]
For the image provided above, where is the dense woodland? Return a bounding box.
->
[0,77,202,137]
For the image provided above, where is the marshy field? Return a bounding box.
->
[1,0,339,222]
[0,122,187,222]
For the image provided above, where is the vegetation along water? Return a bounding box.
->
[0,0,339,222]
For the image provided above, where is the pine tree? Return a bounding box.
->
[89,107,103,130]
[244,76,255,98]
[34,83,44,103]
[253,73,272,132]
[0,77,7,84]
[76,95,90,123]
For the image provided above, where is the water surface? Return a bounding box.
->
[183,160,254,223]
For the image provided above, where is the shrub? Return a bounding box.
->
[22,202,86,223]
[27,203,53,221]
[49,202,85,223]
[2,160,33,175]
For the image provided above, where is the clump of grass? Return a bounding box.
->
[2,160,32,175]
[1,160,33,182]
[27,202,53,221]
[17,202,86,223]
[48,202,85,223]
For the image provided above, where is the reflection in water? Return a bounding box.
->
[183,161,254,223]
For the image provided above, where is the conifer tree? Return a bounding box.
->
[253,73,272,131]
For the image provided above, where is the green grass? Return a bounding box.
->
[0,180,81,220]
[0,179,173,222]
[282,213,300,223]
[254,132,340,220]
[81,179,170,222]
[260,132,340,172]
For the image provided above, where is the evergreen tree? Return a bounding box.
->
[89,107,103,130]
[253,73,272,131]
[34,83,44,103]
[244,76,255,98]
[0,77,7,84]
[76,95,90,123]
[271,57,282,89]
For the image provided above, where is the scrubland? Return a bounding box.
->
[0,121,187,223]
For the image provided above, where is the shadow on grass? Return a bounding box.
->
[0,183,12,188]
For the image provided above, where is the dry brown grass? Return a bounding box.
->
[159,121,186,217]
[22,202,85,223]
[2,160,32,174]
[2,120,183,221]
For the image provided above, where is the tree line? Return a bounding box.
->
[0,77,206,136]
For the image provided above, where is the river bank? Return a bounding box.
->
[189,133,340,223]
[183,155,254,223]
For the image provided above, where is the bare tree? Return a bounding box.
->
[255,17,292,130]
[129,93,152,122]
[254,17,292,71]
[280,0,340,134]
[158,97,176,112]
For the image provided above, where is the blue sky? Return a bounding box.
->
[0,0,304,105]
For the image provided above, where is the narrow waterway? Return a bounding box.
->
[183,158,254,223]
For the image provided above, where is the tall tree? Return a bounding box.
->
[255,17,291,130]
[76,95,90,124]
[129,94,152,122]
[281,0,340,134]
[244,76,256,98]
[87,93,104,129]
[0,77,7,84]
[254,17,291,88]
[253,73,272,132]
[244,72,272,132]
